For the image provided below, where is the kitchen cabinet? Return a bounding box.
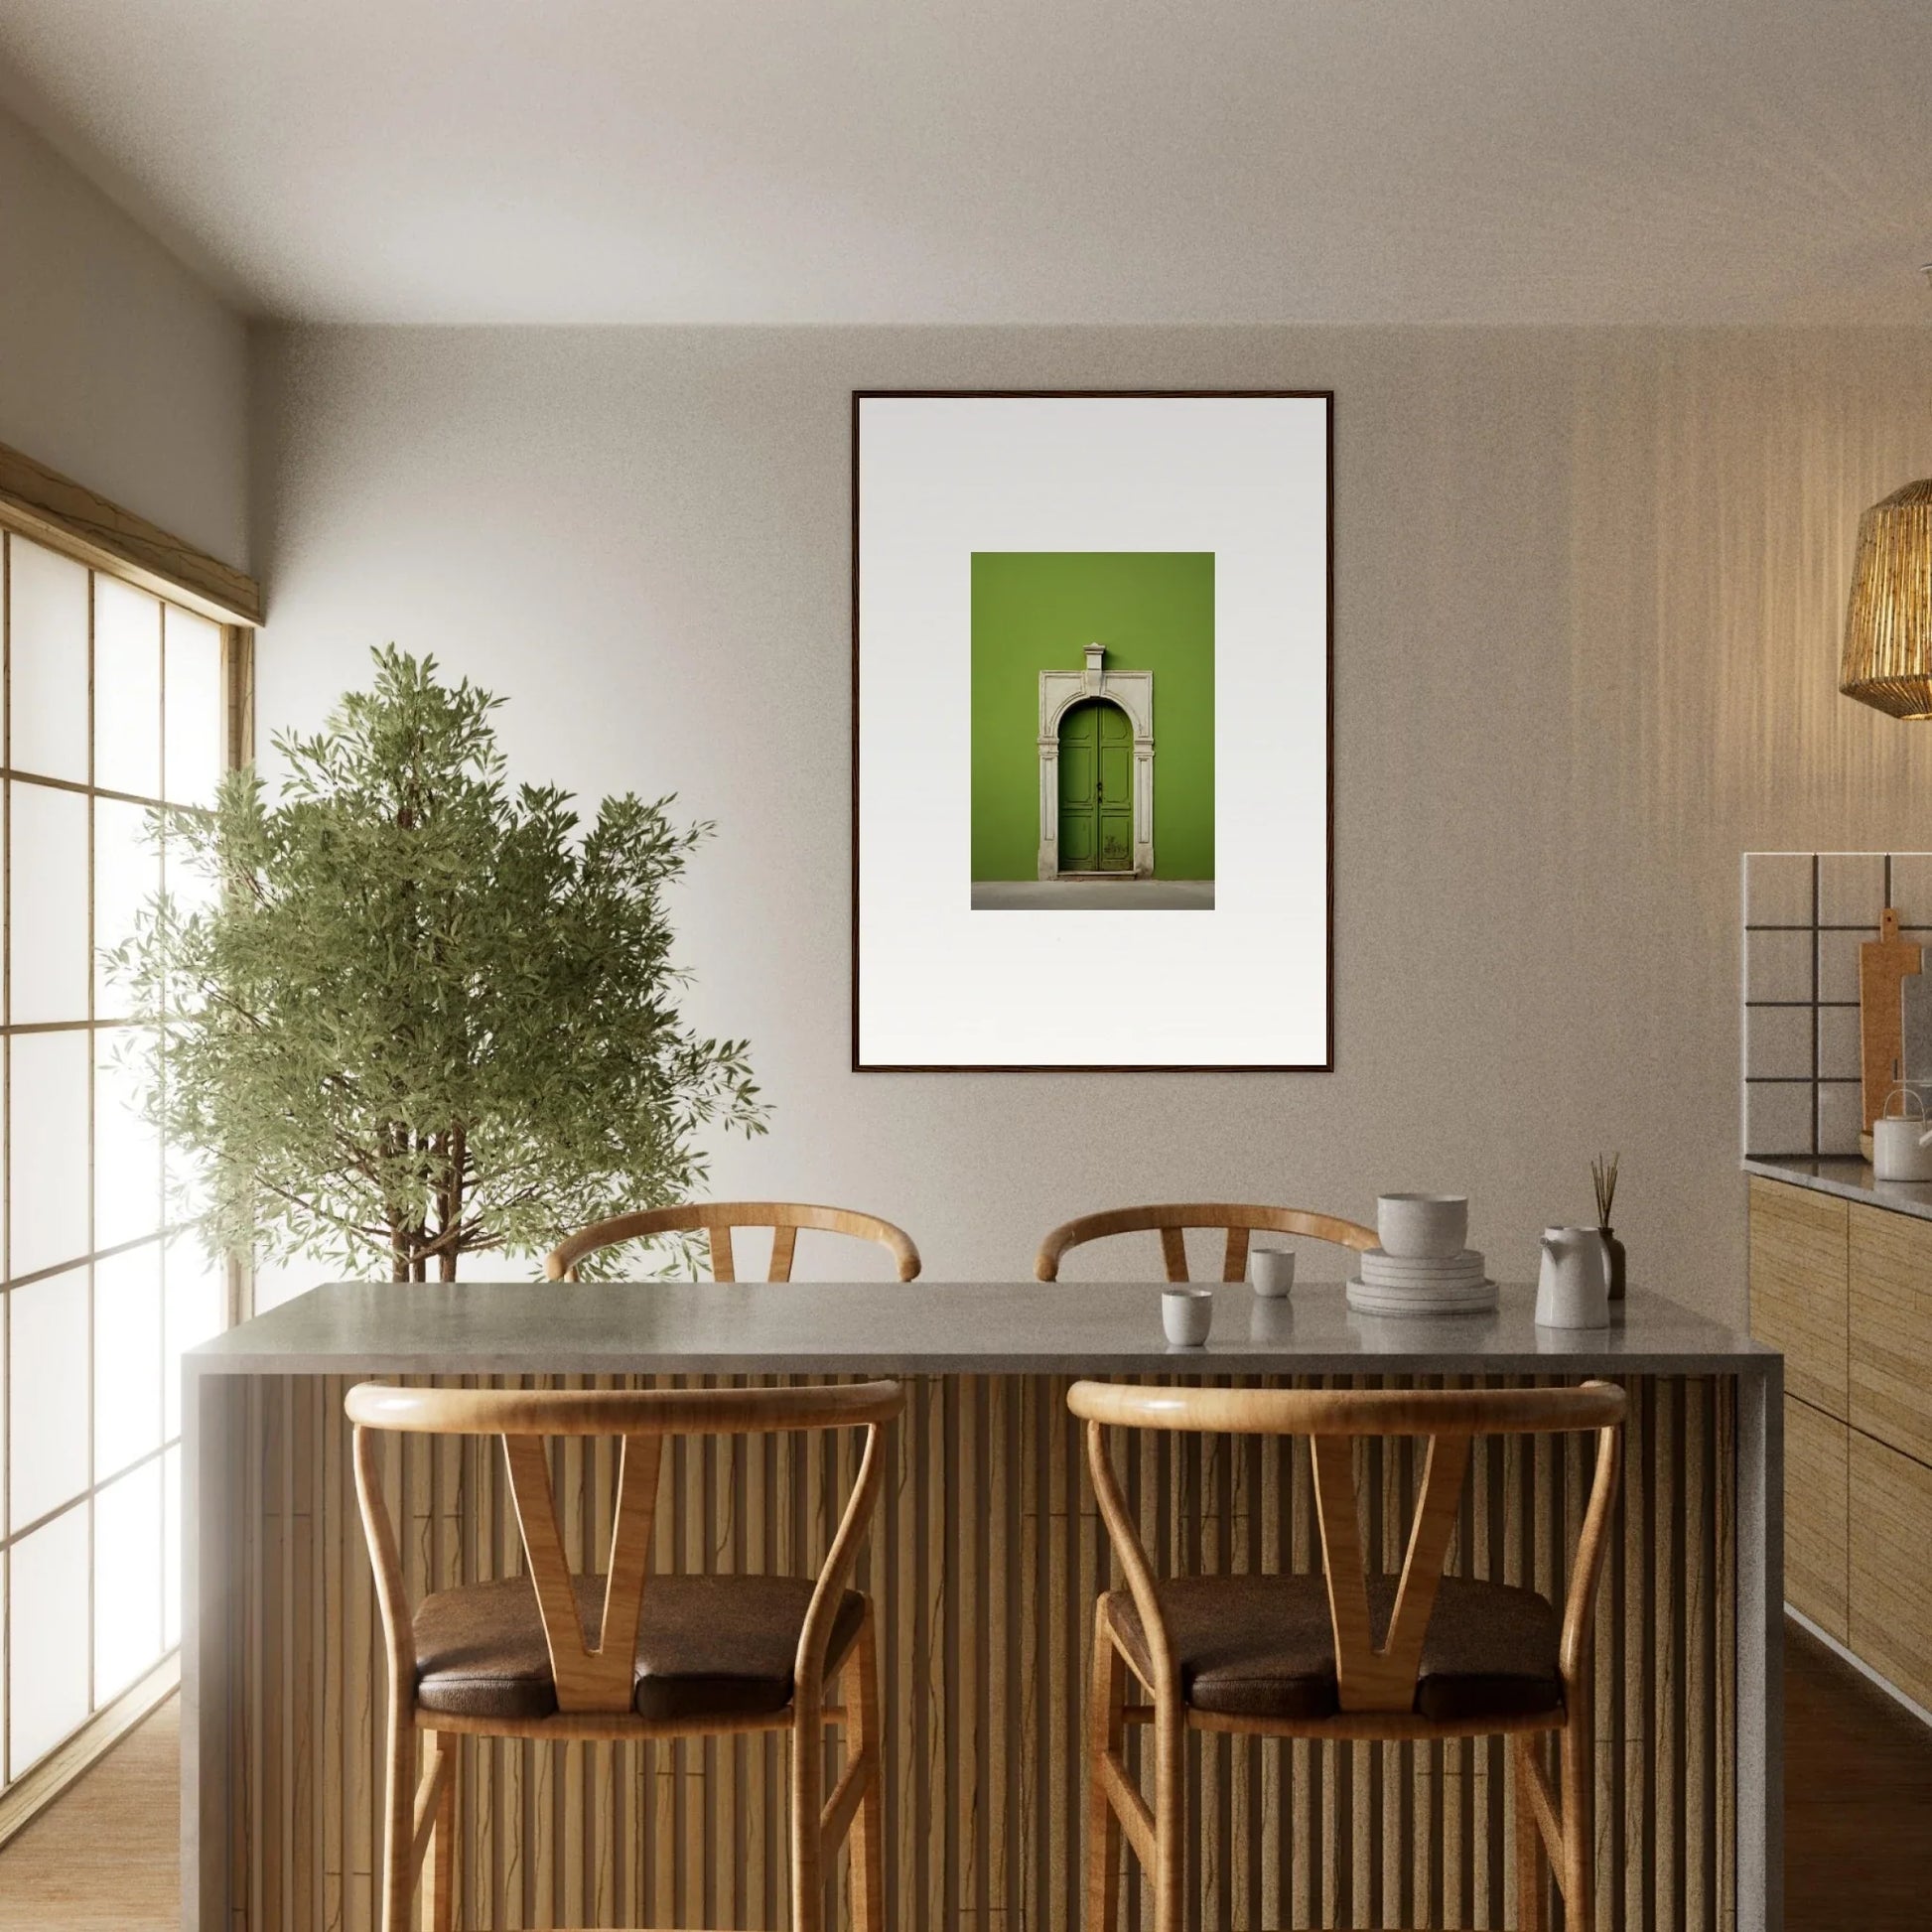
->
[1747,1168,1932,1716]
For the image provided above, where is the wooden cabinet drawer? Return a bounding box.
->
[1783,1397,1848,1640]
[1849,1430,1932,1712]
[1850,1202,1932,1466]
[1748,1179,1848,1419]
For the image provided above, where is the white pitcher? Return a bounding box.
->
[1536,1226,1610,1329]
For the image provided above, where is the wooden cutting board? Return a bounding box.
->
[1862,907,1924,1135]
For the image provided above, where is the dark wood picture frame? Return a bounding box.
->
[851,388,1334,1073]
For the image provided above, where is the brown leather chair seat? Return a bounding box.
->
[414,1573,867,1724]
[1105,1573,1562,1724]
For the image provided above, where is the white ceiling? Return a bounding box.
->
[2,0,1929,326]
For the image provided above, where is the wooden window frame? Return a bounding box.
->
[0,436,259,1846]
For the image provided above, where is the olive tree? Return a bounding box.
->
[109,646,766,1281]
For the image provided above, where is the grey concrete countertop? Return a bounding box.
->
[1743,1154,1932,1225]
[189,1280,1773,1378]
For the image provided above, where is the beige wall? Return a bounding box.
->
[0,102,248,566]
[249,325,1932,1311]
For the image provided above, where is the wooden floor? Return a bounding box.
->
[0,1699,180,1930]
[0,1624,1924,1928]
[1783,1619,1932,1931]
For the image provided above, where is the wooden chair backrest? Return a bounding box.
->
[345,1380,904,1717]
[544,1201,921,1284]
[1035,1202,1378,1285]
[1066,1380,1626,1714]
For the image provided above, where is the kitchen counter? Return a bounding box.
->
[183,1278,1783,1931]
[192,1277,1773,1377]
[1744,1153,1932,1224]
[1746,1163,1932,1735]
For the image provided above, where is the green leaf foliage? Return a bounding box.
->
[105,646,768,1281]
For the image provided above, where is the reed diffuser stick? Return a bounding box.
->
[1591,1151,1620,1229]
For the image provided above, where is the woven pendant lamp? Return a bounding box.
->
[1841,479,1932,718]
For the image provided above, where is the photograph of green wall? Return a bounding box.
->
[970,551,1214,910]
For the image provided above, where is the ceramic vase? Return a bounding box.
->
[1600,1227,1626,1301]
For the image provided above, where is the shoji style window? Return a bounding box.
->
[0,455,257,1829]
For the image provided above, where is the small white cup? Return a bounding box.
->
[1250,1248,1297,1298]
[1377,1192,1468,1260]
[1162,1287,1214,1346]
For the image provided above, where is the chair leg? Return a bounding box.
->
[378,1697,415,1932]
[1151,1691,1186,1932]
[791,1696,826,1932]
[1559,1684,1595,1932]
[425,1732,457,1932]
[1512,1734,1546,1932]
[847,1605,887,1932]
[1085,1607,1127,1932]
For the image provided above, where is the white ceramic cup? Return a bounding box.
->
[1250,1248,1297,1298]
[1162,1286,1214,1346]
[1377,1192,1468,1260]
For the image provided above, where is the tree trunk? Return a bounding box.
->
[435,1124,462,1282]
[385,1120,414,1281]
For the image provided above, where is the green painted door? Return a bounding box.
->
[1057,700,1134,873]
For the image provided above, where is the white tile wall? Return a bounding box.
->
[1817,1004,1863,1082]
[1743,852,1814,927]
[1817,928,1870,1005]
[1745,927,1812,1004]
[1744,1005,1812,1080]
[1745,1080,1815,1162]
[1891,854,1932,930]
[1816,1082,1864,1157]
[1819,852,1888,929]
[1742,852,1932,1158]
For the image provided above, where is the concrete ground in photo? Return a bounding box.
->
[970,880,1215,910]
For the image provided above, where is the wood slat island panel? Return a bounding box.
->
[202,1373,1736,1931]
[182,1282,1779,1932]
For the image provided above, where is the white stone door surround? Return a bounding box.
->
[1037,643,1154,879]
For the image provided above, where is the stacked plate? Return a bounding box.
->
[1346,1246,1497,1316]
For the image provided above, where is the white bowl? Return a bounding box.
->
[1376,1192,1469,1259]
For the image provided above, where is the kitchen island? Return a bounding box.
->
[183,1281,1780,1931]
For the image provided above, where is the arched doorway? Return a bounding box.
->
[1035,646,1154,880]
[1056,699,1134,872]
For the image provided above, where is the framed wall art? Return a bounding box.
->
[852,390,1332,1070]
